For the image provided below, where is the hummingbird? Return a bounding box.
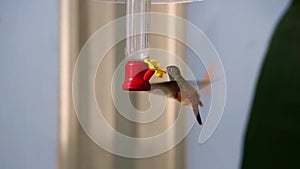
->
[150,65,210,125]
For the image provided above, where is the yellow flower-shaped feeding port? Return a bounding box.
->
[144,58,167,78]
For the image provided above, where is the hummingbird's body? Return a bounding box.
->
[167,66,203,125]
[150,66,205,125]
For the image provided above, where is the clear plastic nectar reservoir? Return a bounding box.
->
[125,0,151,60]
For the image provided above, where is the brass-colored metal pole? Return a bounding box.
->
[57,0,80,169]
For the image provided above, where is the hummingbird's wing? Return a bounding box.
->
[151,80,210,92]
[150,81,180,99]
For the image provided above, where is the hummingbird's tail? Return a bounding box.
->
[197,113,202,125]
[192,103,203,125]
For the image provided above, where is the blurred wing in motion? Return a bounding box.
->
[150,80,211,97]
[150,81,180,99]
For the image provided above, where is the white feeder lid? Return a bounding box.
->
[94,0,203,4]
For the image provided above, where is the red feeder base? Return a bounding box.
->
[122,61,154,91]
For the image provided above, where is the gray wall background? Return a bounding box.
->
[186,0,290,169]
[0,0,58,169]
[0,0,292,169]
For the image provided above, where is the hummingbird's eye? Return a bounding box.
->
[167,66,179,75]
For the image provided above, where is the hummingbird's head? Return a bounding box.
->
[167,65,181,80]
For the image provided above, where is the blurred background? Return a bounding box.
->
[0,0,296,169]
